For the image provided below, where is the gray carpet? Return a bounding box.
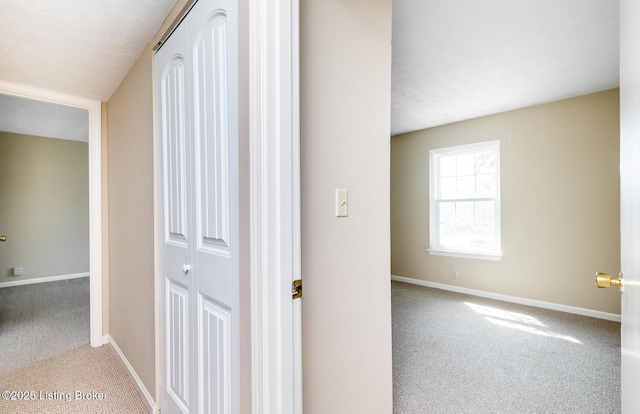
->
[0,343,150,413]
[0,278,89,375]
[0,277,150,413]
[392,281,621,414]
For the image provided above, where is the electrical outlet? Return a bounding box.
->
[13,267,22,276]
[451,271,459,280]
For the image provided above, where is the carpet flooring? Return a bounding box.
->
[0,278,149,413]
[392,281,621,414]
[0,344,150,414]
[0,278,90,375]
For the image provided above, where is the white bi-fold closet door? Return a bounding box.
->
[154,0,239,413]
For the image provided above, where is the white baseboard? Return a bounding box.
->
[391,275,621,323]
[106,335,158,414]
[0,272,89,288]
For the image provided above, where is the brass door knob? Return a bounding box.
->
[595,272,623,288]
[0,236,6,242]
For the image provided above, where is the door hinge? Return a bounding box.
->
[292,279,302,299]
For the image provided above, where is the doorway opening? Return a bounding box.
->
[0,80,103,349]
[389,0,621,411]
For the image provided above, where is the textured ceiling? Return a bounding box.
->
[0,1,620,136]
[391,0,619,136]
[0,0,177,102]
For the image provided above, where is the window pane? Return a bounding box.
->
[476,150,496,174]
[456,226,474,248]
[457,176,475,197]
[440,223,455,246]
[457,153,475,175]
[476,173,495,197]
[440,155,456,177]
[474,201,495,248]
[439,201,455,224]
[455,202,474,248]
[440,177,456,198]
[439,202,456,246]
[456,202,474,225]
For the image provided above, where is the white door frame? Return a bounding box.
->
[249,0,302,413]
[0,80,103,348]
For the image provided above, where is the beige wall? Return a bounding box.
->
[106,41,157,397]
[105,0,251,409]
[391,89,621,314]
[300,0,393,412]
[0,132,89,283]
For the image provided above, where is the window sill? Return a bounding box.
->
[427,248,503,261]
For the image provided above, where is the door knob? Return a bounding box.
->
[0,236,6,242]
[183,264,191,274]
[595,272,623,289]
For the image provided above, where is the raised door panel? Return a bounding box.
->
[158,36,192,290]
[167,282,191,414]
[198,296,231,414]
[156,23,194,414]
[193,12,230,257]
[162,58,189,248]
[191,0,238,311]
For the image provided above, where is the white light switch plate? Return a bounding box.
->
[336,188,348,217]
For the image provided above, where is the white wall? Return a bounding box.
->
[300,0,393,412]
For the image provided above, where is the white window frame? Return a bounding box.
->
[428,140,503,261]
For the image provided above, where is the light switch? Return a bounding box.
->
[336,188,348,217]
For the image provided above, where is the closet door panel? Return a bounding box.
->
[191,0,238,325]
[156,1,239,412]
[190,1,239,412]
[159,49,192,290]
[156,24,193,414]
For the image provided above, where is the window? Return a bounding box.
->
[428,140,502,260]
